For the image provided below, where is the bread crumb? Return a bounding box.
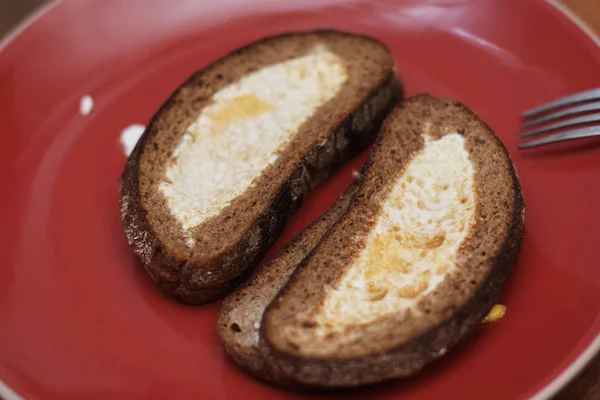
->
[482,304,506,323]
[80,95,94,116]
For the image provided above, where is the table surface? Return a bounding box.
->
[0,0,598,399]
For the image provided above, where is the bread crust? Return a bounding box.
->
[217,181,359,384]
[120,30,403,304]
[259,94,525,388]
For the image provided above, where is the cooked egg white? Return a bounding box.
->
[311,133,477,335]
[159,45,348,244]
[120,124,145,157]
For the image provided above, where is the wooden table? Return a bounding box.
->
[0,0,598,399]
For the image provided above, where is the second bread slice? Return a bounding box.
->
[260,94,525,388]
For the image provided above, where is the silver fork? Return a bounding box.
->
[518,88,600,149]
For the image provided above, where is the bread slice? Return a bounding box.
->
[260,94,525,388]
[119,31,403,304]
[218,181,358,384]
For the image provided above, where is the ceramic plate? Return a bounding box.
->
[1,0,599,399]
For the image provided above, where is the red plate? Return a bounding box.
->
[1,0,599,399]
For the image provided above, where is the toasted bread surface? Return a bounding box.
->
[120,30,402,304]
[217,182,358,384]
[260,94,525,387]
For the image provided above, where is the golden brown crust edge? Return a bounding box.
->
[258,94,525,388]
[119,31,403,304]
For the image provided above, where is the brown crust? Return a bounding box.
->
[259,94,525,388]
[217,181,359,385]
[119,30,403,304]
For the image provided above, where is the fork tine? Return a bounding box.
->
[522,88,600,118]
[520,101,600,128]
[520,113,600,138]
[518,126,600,149]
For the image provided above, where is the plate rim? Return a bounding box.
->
[0,0,598,399]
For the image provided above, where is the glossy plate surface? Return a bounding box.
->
[1,0,599,399]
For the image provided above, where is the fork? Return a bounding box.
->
[518,88,600,149]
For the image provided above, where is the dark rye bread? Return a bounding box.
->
[260,94,525,388]
[120,30,403,304]
[217,181,359,384]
